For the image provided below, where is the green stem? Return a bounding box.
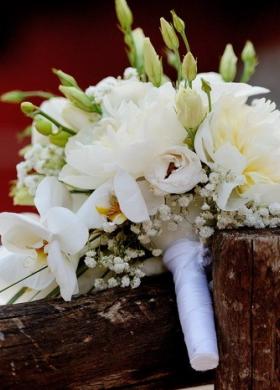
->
[24,91,55,100]
[182,32,191,53]
[174,48,182,86]
[207,92,212,112]
[7,287,28,304]
[36,109,76,135]
[240,63,251,83]
[0,266,48,294]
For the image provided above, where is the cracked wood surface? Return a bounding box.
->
[212,229,280,390]
[0,273,214,389]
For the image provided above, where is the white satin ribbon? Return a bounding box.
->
[163,238,219,371]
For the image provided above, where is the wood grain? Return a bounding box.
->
[213,229,280,390]
[0,273,214,389]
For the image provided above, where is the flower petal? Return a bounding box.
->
[47,240,78,301]
[214,144,247,176]
[137,180,164,215]
[77,181,112,229]
[0,213,49,255]
[114,170,149,223]
[59,164,104,190]
[44,207,88,255]
[34,176,72,217]
[0,246,54,291]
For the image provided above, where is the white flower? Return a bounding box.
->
[145,145,202,194]
[191,72,268,109]
[77,170,151,229]
[59,82,186,190]
[0,177,89,301]
[195,94,280,210]
[32,97,99,145]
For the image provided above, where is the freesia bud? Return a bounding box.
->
[219,44,237,82]
[160,17,179,51]
[59,86,101,114]
[170,10,185,35]
[35,116,53,136]
[53,69,78,87]
[49,130,70,147]
[143,38,162,87]
[182,52,197,83]
[176,86,205,130]
[21,101,37,116]
[115,0,133,32]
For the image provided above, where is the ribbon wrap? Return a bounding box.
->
[163,238,219,371]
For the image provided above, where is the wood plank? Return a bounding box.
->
[213,229,280,389]
[0,274,214,389]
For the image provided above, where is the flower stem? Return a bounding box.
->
[36,109,76,135]
[7,287,28,304]
[0,266,48,294]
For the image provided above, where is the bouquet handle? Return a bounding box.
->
[163,239,219,371]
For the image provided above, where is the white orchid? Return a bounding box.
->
[145,145,203,194]
[59,82,186,190]
[0,177,89,301]
[77,170,163,229]
[195,94,280,210]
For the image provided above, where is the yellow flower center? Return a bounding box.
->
[96,196,126,224]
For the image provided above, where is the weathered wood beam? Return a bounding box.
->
[213,229,280,390]
[0,273,214,389]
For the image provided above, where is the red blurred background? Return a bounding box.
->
[0,0,280,211]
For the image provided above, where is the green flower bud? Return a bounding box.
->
[201,78,212,112]
[34,116,53,136]
[1,90,26,103]
[201,78,212,94]
[21,101,37,116]
[59,86,101,114]
[53,69,78,87]
[49,130,70,147]
[115,0,133,32]
[170,10,185,35]
[219,44,237,82]
[132,27,145,71]
[182,52,197,82]
[176,86,205,130]
[160,17,179,51]
[241,40,256,62]
[240,41,258,83]
[143,38,162,87]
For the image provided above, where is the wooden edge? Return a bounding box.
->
[0,273,215,389]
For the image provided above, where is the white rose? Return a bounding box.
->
[60,82,186,190]
[144,145,202,194]
[195,94,280,210]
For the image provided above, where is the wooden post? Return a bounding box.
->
[212,229,280,389]
[0,274,214,389]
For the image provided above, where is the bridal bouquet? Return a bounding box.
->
[1,0,279,372]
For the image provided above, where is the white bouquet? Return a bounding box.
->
[1,0,280,372]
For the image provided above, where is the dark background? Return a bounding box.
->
[0,0,280,211]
